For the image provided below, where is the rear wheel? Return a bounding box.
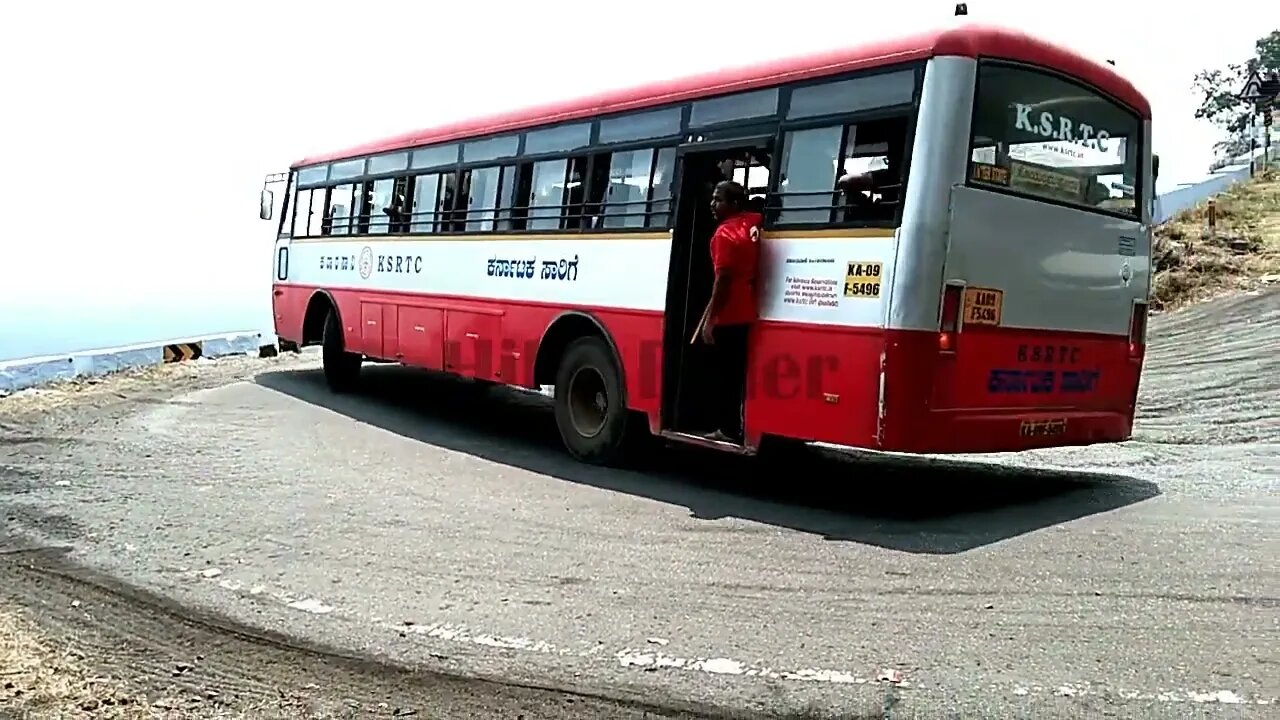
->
[553,336,639,465]
[321,308,361,392]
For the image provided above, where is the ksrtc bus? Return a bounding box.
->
[260,23,1156,465]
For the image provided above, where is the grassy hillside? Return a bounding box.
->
[1152,168,1280,310]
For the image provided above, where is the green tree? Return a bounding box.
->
[1192,30,1280,157]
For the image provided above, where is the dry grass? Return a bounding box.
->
[0,607,275,720]
[1152,167,1280,310]
[1,606,163,719]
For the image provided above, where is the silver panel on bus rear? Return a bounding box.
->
[887,56,976,332]
[944,184,1149,336]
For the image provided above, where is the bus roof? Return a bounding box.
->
[291,23,1151,169]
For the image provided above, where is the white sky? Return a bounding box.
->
[0,0,1265,325]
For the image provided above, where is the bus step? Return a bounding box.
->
[659,431,754,455]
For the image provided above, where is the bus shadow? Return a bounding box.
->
[253,365,1161,555]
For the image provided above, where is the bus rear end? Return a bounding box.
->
[882,56,1151,454]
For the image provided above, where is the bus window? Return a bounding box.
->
[787,69,915,120]
[465,166,502,232]
[775,116,907,225]
[306,187,326,236]
[602,149,656,229]
[598,107,682,144]
[495,164,522,231]
[689,88,779,128]
[649,148,676,227]
[411,173,445,233]
[528,159,569,231]
[967,61,1141,217]
[292,188,312,237]
[364,178,396,234]
[327,184,356,235]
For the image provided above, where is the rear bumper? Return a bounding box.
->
[880,407,1133,454]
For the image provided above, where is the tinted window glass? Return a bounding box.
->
[330,160,365,181]
[689,88,778,127]
[598,107,682,144]
[411,144,459,169]
[368,152,409,175]
[297,165,328,186]
[525,122,592,155]
[787,70,915,119]
[463,135,519,163]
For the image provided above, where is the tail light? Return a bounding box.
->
[1128,301,1148,358]
[938,282,963,352]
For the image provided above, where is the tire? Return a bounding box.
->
[552,335,639,465]
[321,308,361,393]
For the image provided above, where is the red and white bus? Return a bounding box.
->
[260,23,1156,465]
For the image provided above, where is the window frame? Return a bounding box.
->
[963,58,1144,221]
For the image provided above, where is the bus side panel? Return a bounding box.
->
[273,282,667,413]
[744,233,897,448]
[272,234,672,421]
[272,280,307,347]
[746,323,884,448]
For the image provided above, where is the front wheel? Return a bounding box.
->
[552,336,639,465]
[321,308,362,392]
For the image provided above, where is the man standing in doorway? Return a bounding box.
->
[692,180,763,443]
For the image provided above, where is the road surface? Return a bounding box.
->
[2,289,1277,718]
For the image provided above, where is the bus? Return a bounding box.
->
[259,22,1156,466]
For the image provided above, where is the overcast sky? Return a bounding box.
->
[0,0,1265,347]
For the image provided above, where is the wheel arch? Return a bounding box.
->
[302,290,341,346]
[534,311,627,403]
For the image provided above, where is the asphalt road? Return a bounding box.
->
[2,289,1277,718]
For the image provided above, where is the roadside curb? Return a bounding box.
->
[0,332,272,397]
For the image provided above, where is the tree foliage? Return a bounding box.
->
[1193,30,1280,154]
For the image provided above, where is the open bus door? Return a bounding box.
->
[658,133,773,451]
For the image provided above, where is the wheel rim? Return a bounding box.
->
[567,366,609,438]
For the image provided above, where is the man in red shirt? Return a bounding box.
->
[691,180,763,443]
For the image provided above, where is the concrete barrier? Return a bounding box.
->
[1155,142,1278,225]
[0,332,268,397]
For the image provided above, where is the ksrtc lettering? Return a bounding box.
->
[1017,344,1081,365]
[378,254,423,274]
[1013,103,1114,153]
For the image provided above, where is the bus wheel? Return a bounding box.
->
[553,336,633,465]
[321,308,361,393]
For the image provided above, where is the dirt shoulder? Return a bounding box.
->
[1153,168,1280,310]
[0,548,725,720]
[0,356,720,720]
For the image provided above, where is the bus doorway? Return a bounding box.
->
[660,141,771,446]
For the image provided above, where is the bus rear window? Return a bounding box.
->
[968,62,1141,218]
